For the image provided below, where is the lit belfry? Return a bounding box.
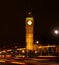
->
[25,12,34,51]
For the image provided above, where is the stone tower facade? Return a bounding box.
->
[25,12,34,51]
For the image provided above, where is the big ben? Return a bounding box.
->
[25,12,34,51]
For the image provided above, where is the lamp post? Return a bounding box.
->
[54,29,59,55]
[35,41,39,56]
[35,41,39,50]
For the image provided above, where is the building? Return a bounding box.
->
[25,12,34,51]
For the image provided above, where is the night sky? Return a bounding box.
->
[0,0,59,48]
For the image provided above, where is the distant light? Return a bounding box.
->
[2,50,6,53]
[54,30,59,35]
[15,46,17,48]
[36,41,39,44]
[27,20,32,25]
[22,50,25,53]
[23,55,25,58]
[28,12,31,15]
[35,51,38,54]
[7,49,12,51]
[0,52,2,54]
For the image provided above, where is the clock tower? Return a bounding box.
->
[25,12,34,51]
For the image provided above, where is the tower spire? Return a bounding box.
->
[27,11,33,17]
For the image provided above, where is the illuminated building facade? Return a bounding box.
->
[25,12,34,51]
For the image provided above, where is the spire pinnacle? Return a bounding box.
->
[27,11,32,17]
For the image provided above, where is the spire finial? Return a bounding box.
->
[27,11,32,17]
[28,12,31,15]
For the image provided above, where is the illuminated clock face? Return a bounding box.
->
[27,20,32,25]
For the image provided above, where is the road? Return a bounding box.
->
[0,58,59,65]
[0,62,59,65]
[0,63,17,65]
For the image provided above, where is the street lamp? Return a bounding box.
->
[35,41,39,54]
[36,41,39,44]
[22,50,25,53]
[54,30,59,35]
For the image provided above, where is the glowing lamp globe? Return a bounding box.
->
[36,41,39,44]
[54,30,59,35]
[27,20,32,25]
